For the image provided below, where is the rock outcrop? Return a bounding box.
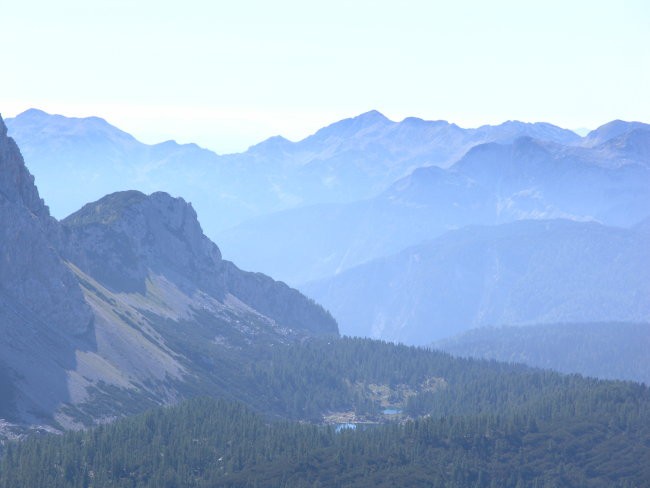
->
[0,115,93,337]
[62,190,338,337]
[0,114,337,429]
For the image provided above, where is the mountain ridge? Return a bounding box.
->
[0,115,337,430]
[4,108,609,236]
[217,129,650,285]
[302,219,650,344]
[435,322,650,384]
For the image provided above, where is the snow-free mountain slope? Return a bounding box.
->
[5,109,224,228]
[0,114,337,430]
[218,132,650,285]
[583,119,650,147]
[62,190,337,337]
[435,322,650,384]
[302,219,650,345]
[6,109,586,236]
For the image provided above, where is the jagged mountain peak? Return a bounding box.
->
[64,190,208,245]
[399,116,453,128]
[0,114,93,341]
[60,188,338,337]
[13,108,116,130]
[0,115,49,217]
[11,108,50,120]
[304,110,393,143]
[64,190,202,233]
[353,109,390,122]
[493,119,539,129]
[1,125,339,427]
[247,134,293,153]
[63,190,222,294]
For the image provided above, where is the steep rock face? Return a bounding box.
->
[62,190,338,337]
[0,115,337,429]
[62,191,224,296]
[0,116,93,337]
[0,119,48,216]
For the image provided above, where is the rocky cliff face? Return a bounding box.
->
[0,114,337,430]
[62,191,224,296]
[62,190,337,337]
[0,116,93,338]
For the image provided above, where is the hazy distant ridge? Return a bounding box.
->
[5,108,592,236]
[303,219,650,345]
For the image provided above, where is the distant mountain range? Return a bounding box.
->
[0,115,335,429]
[302,219,650,344]
[5,108,649,350]
[2,109,650,486]
[5,108,595,236]
[218,130,650,285]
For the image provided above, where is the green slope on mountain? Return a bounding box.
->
[436,322,650,384]
[2,359,649,488]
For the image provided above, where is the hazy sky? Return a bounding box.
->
[2,0,649,153]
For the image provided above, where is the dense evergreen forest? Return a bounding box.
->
[1,338,649,486]
[1,391,649,487]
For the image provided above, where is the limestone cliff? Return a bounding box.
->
[0,115,92,338]
[0,114,337,430]
[62,190,337,337]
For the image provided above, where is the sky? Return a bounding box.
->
[1,0,649,153]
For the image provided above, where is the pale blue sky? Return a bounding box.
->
[2,0,648,153]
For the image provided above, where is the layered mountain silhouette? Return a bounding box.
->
[0,115,336,429]
[302,219,650,345]
[218,131,650,285]
[5,108,649,355]
[5,109,584,237]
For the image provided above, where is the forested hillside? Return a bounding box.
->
[436,322,650,384]
[2,379,649,488]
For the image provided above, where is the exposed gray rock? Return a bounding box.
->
[62,191,223,296]
[0,118,48,217]
[0,114,337,429]
[62,190,337,337]
[0,116,93,337]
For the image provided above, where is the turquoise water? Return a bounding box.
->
[382,408,402,415]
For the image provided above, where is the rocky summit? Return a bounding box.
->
[0,114,337,431]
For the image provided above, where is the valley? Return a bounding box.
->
[0,108,648,486]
